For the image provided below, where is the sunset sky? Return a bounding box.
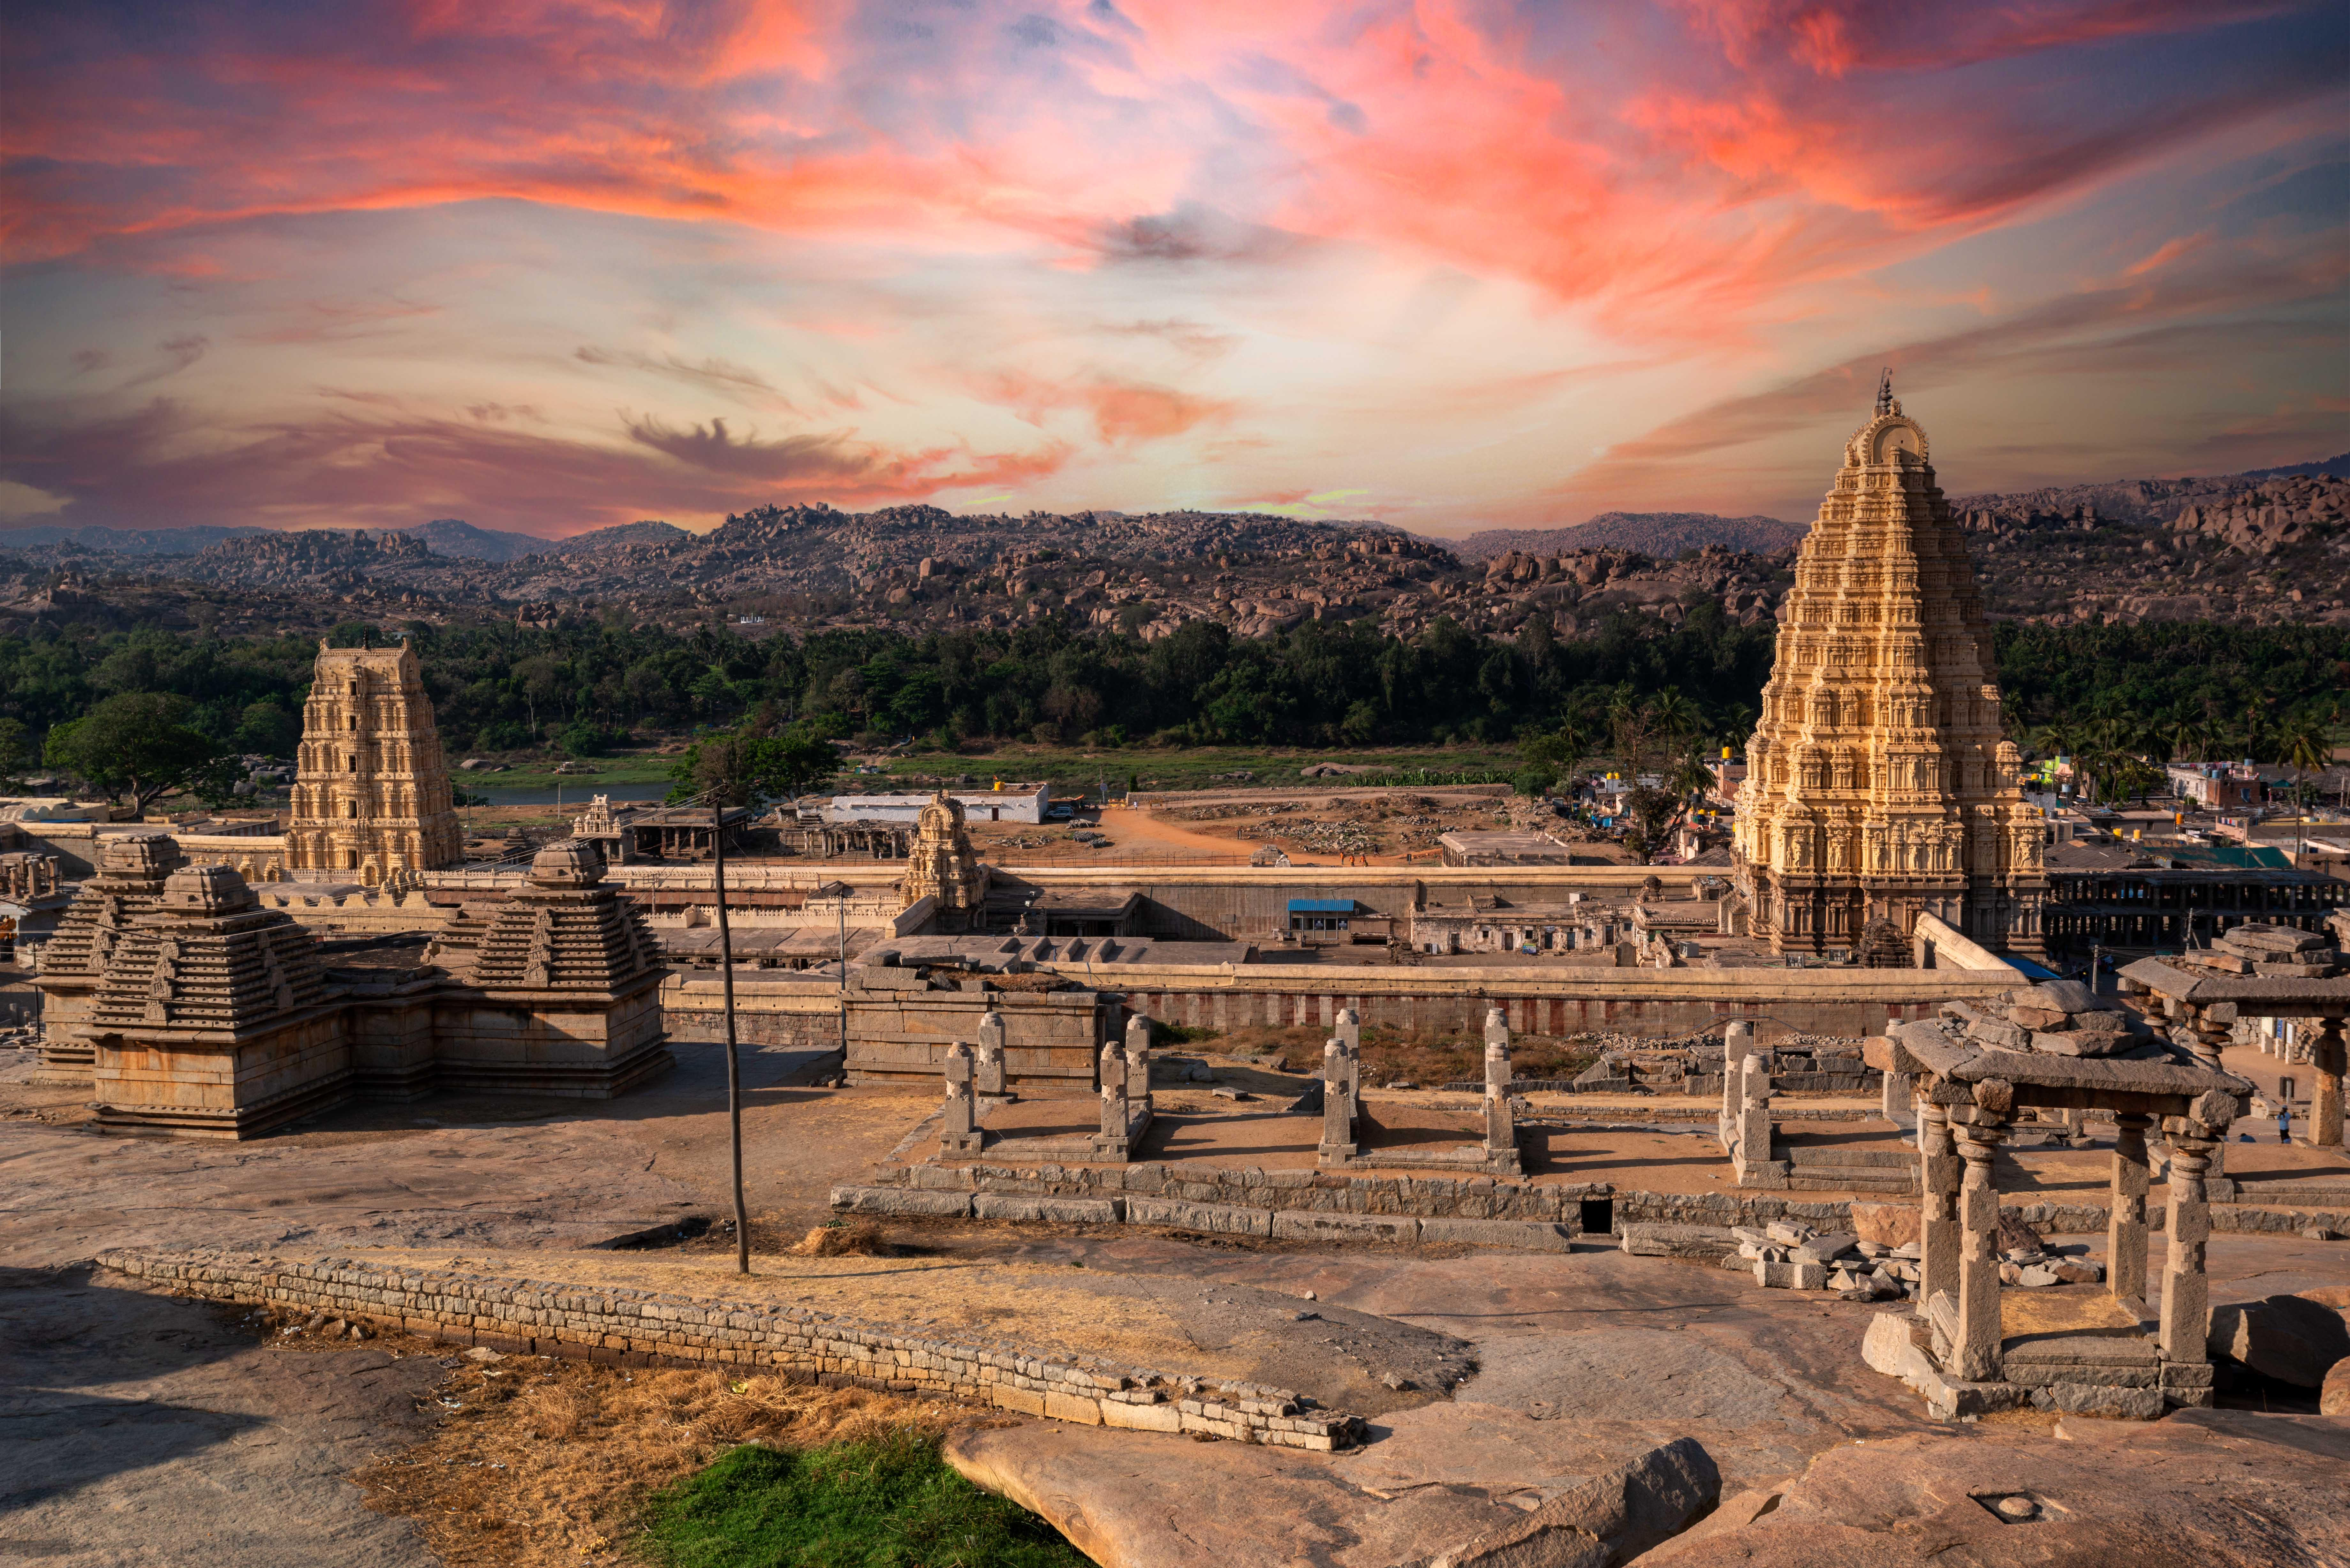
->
[4,1,2345,540]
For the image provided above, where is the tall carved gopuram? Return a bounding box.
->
[284,640,463,885]
[1730,377,2046,959]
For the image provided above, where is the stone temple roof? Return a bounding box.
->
[37,833,188,984]
[465,841,663,992]
[83,867,339,1041]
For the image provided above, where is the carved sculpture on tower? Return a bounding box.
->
[900,791,986,932]
[1729,377,2046,958]
[284,640,463,885]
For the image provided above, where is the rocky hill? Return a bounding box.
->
[1448,512,1807,561]
[390,518,554,562]
[0,460,2339,639]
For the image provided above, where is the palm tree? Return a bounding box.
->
[2282,719,2329,814]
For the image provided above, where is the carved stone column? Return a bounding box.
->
[1483,1011,1514,1166]
[2107,1113,2151,1308]
[1952,1114,2009,1382]
[940,1042,982,1155]
[1918,1099,1962,1318]
[1720,1019,1753,1151]
[974,1009,1008,1101]
[1880,1043,1914,1126]
[1318,1037,1356,1164]
[2310,1015,2345,1150]
[2157,1131,2217,1368]
[1737,1047,1780,1186]
[1124,1013,1153,1112]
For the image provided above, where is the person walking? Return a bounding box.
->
[2279,1100,2293,1144]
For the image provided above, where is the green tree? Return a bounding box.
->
[670,727,841,806]
[44,692,230,814]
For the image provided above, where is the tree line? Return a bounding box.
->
[0,608,2338,810]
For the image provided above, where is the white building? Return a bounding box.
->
[823,781,1050,826]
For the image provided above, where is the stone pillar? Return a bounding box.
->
[1720,1020,1752,1148]
[1879,1042,1914,1125]
[1483,1009,1514,1165]
[2108,1113,2151,1308]
[1918,1100,1963,1323]
[1735,1045,1778,1185]
[1952,1116,2008,1382]
[1098,1067,1130,1152]
[1335,1005,1361,1056]
[974,1009,1008,1100]
[941,1042,982,1155]
[1124,1013,1153,1111]
[1319,1036,1356,1163]
[2157,1130,2217,1370]
[2309,1015,2345,1150]
[1098,1037,1124,1097]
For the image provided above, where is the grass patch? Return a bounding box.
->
[638,1435,1088,1568]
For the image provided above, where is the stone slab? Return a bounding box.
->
[1270,1210,1420,1245]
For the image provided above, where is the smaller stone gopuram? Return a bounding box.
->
[284,639,463,885]
[899,791,985,932]
[1864,983,2251,1419]
[33,833,188,1080]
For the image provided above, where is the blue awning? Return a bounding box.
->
[1288,898,1355,913]
[2005,956,2061,980]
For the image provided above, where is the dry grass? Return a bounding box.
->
[786,1220,893,1258]
[328,1325,973,1567]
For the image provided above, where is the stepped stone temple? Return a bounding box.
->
[1730,376,2047,959]
[46,840,669,1137]
[32,833,188,1077]
[285,640,463,886]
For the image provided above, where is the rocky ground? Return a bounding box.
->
[1,460,2341,640]
[3,1039,2348,1566]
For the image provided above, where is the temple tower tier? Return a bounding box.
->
[284,639,463,884]
[1729,382,2046,959]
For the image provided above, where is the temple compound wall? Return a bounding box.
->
[40,840,668,1138]
[1732,377,2047,960]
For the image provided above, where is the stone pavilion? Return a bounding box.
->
[1730,375,2047,958]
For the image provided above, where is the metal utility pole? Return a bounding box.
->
[837,892,848,1065]
[711,793,750,1275]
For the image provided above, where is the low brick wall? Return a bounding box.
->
[96,1248,1362,1451]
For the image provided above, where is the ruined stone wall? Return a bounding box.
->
[98,1248,1361,1451]
[841,1165,2350,1239]
[1085,963,2016,1043]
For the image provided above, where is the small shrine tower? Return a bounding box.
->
[900,791,986,931]
[285,639,463,884]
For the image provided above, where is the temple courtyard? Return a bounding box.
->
[5,1032,2348,1567]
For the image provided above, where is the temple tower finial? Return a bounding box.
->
[1874,366,1894,417]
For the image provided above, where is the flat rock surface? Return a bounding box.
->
[950,1421,1507,1568]
[0,1265,444,1568]
[1641,1408,2350,1567]
[0,1043,898,1268]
